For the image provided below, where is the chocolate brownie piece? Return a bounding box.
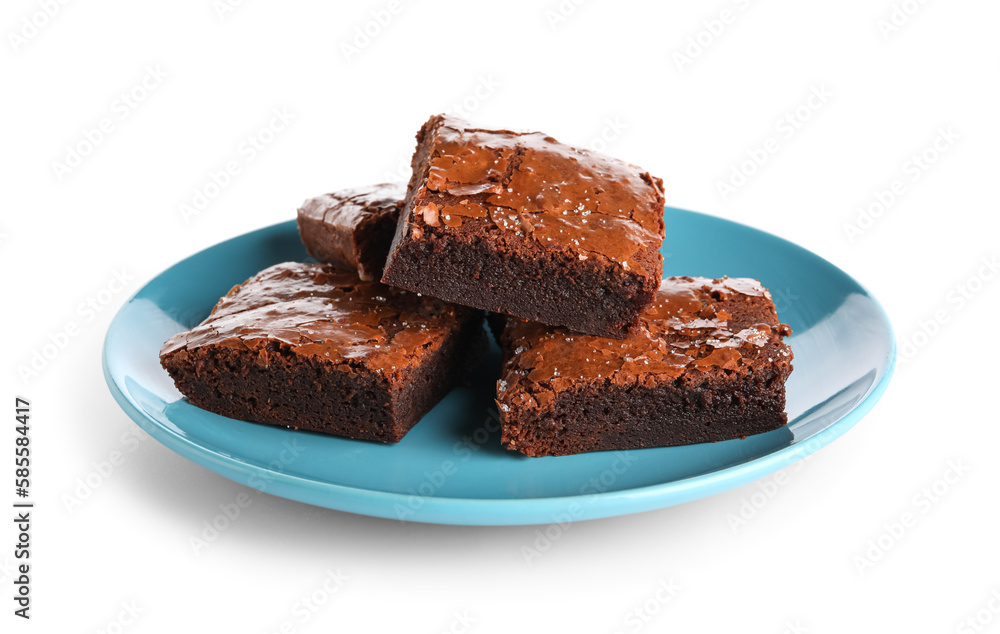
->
[160,262,487,443]
[495,276,793,457]
[297,183,405,281]
[381,114,666,338]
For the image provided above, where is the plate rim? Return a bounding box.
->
[102,207,897,526]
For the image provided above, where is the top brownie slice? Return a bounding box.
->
[297,183,405,281]
[381,114,666,338]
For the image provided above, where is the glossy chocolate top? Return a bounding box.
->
[298,183,405,229]
[406,114,666,277]
[497,276,792,412]
[160,262,470,376]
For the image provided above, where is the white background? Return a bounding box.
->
[3,0,999,632]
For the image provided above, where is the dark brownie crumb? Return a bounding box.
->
[160,262,487,443]
[495,276,794,456]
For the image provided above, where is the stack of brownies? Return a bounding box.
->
[160,114,794,457]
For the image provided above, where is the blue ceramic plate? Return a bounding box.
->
[103,208,895,525]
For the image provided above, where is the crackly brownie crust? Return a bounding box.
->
[381,114,666,338]
[160,262,486,443]
[495,276,793,457]
[297,183,406,281]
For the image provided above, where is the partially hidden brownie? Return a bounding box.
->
[160,262,486,443]
[494,276,793,457]
[297,183,405,281]
[381,114,666,339]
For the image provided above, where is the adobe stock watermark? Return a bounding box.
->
[716,85,833,202]
[391,459,459,521]
[189,437,305,555]
[51,65,168,182]
[0,555,20,587]
[543,0,589,31]
[586,116,627,154]
[726,459,812,534]
[61,426,151,514]
[17,268,134,385]
[445,74,501,120]
[178,106,295,223]
[726,437,821,534]
[381,74,500,184]
[212,0,248,20]
[382,155,411,184]
[611,579,681,634]
[394,406,503,521]
[7,0,72,55]
[264,569,348,634]
[843,126,958,244]
[672,0,758,72]
[340,0,406,62]
[876,0,932,41]
[898,254,997,365]
[94,600,144,634]
[771,286,799,314]
[436,610,476,634]
[520,452,639,564]
[853,458,972,576]
[955,587,1000,634]
[780,620,809,634]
